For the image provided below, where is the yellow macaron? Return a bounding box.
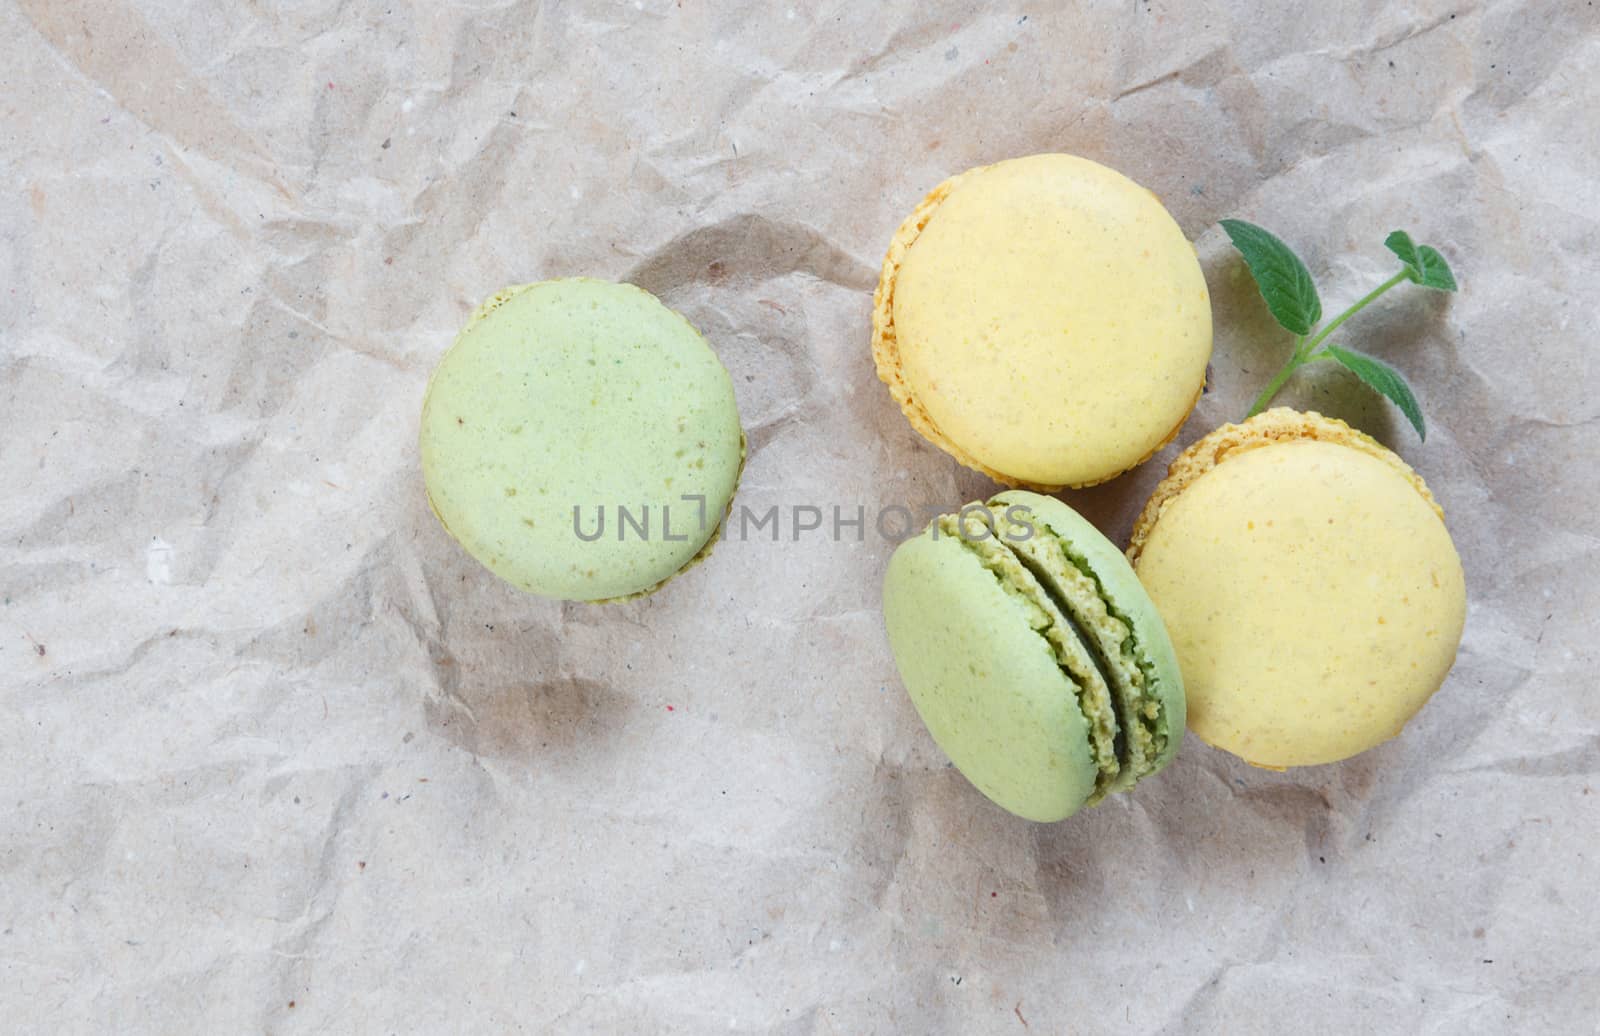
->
[872,153,1212,489]
[1128,409,1467,769]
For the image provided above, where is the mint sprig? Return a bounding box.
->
[1223,219,1458,440]
[1384,231,1457,291]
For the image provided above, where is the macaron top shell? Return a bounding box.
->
[873,153,1212,489]
[420,279,743,602]
[1130,410,1466,768]
[883,528,1101,822]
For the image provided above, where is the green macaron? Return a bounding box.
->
[881,491,1185,821]
[420,278,744,602]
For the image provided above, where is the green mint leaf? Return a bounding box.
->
[1384,230,1423,277]
[1221,219,1322,335]
[1415,245,1457,291]
[1385,230,1458,291]
[1323,344,1426,440]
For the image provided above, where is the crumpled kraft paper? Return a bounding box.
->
[3,1,1597,1031]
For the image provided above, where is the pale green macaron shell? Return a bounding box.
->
[882,491,1184,822]
[420,278,743,602]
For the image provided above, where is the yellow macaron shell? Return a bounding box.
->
[885,154,1211,488]
[1132,437,1466,768]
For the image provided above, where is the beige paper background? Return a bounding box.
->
[4,1,1597,1032]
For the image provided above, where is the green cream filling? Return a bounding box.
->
[990,506,1169,787]
[939,514,1122,800]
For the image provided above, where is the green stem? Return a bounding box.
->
[1244,269,1411,417]
[1245,338,1305,417]
[1300,269,1409,357]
